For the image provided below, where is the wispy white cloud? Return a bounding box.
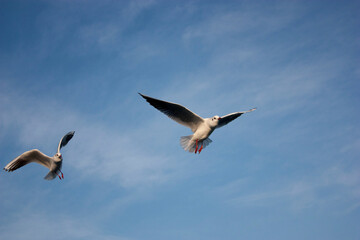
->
[0,210,127,240]
[182,1,302,42]
[125,0,158,19]
[75,0,158,50]
[78,23,121,47]
[215,165,360,213]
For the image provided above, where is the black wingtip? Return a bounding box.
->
[139,93,151,101]
[62,131,75,146]
[66,131,75,137]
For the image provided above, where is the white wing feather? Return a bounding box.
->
[4,149,52,172]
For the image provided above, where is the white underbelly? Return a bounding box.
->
[193,126,213,140]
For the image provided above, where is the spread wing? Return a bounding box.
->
[217,108,256,129]
[139,93,204,132]
[57,131,75,153]
[4,149,52,172]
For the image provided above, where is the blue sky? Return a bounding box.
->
[0,0,359,239]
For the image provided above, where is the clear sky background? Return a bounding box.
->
[0,0,359,239]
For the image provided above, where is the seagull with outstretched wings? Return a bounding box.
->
[139,93,255,154]
[3,131,75,180]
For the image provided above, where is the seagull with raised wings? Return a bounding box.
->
[139,93,255,154]
[3,131,75,180]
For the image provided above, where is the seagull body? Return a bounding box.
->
[3,131,75,180]
[139,93,255,153]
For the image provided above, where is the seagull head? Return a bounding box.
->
[208,115,221,127]
[54,153,63,160]
[212,115,221,121]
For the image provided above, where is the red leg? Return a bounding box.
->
[57,173,62,180]
[199,144,203,153]
[59,170,64,179]
[195,139,198,154]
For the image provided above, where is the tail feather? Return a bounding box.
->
[180,135,194,152]
[44,170,59,180]
[180,135,212,153]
